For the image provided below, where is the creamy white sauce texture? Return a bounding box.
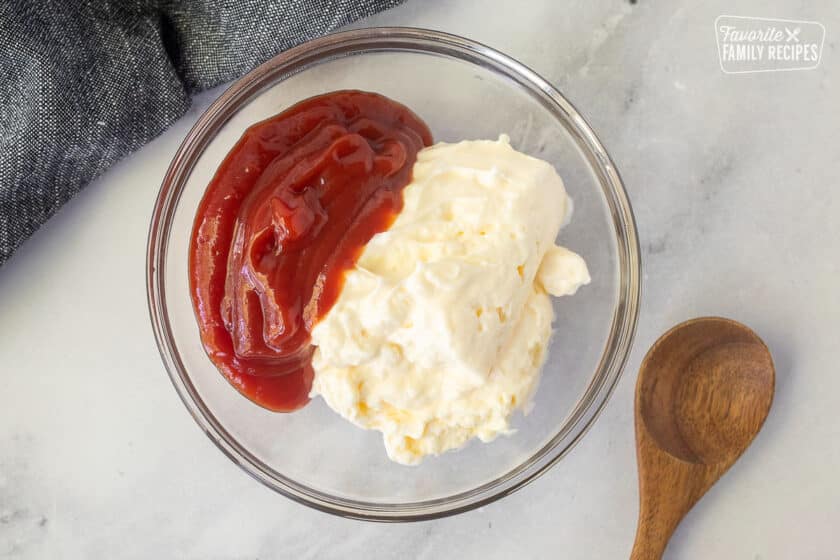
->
[310,136,590,465]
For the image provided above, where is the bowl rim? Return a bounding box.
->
[146,26,641,522]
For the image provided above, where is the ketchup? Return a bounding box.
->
[189,91,432,411]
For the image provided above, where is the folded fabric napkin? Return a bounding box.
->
[0,0,402,266]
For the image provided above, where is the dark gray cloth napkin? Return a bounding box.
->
[0,0,402,266]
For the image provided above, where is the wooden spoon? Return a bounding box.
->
[630,317,775,559]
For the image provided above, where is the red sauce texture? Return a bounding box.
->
[189,90,432,411]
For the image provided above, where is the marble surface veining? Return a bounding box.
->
[1,0,839,558]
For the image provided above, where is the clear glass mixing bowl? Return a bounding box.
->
[147,27,640,521]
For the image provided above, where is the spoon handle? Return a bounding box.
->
[630,523,671,560]
[631,402,733,559]
[630,432,700,560]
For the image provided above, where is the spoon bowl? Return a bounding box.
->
[631,317,774,559]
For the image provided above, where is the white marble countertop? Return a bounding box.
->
[2,0,838,558]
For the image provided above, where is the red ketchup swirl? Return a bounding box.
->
[190,91,432,411]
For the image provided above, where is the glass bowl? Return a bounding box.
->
[147,27,640,521]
